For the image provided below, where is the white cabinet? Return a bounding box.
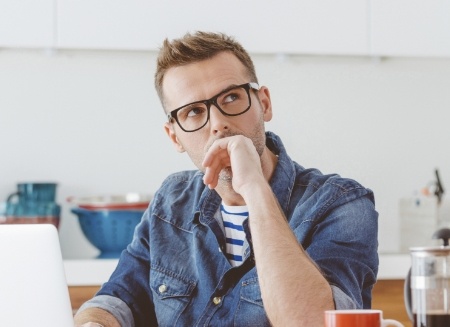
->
[5,0,450,58]
[56,0,159,51]
[370,0,450,57]
[0,0,55,48]
[56,0,369,55]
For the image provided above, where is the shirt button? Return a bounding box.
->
[213,296,222,305]
[158,284,167,293]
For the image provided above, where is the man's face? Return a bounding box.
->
[162,51,273,173]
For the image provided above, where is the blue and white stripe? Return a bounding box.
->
[221,204,249,267]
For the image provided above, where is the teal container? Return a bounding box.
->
[7,182,58,204]
[3,182,60,229]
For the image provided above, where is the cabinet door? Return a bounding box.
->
[0,0,55,48]
[266,0,368,55]
[371,0,450,57]
[56,0,369,55]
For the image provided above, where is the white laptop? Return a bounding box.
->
[0,224,74,327]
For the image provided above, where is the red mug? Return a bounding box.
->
[324,309,404,327]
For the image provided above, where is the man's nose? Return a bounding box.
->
[208,105,229,133]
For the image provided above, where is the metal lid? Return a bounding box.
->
[410,246,450,256]
[410,228,450,255]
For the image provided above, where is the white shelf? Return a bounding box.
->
[63,254,411,286]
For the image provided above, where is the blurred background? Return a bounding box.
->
[1,0,449,258]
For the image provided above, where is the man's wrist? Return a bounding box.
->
[78,323,105,327]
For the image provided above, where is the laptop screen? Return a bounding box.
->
[0,224,74,327]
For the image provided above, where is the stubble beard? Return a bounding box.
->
[218,167,233,182]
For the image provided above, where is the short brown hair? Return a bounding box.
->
[154,31,258,108]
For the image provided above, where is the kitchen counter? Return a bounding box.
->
[377,253,411,279]
[64,253,411,286]
[64,259,119,286]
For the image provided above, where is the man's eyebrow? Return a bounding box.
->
[173,83,243,111]
[218,84,240,94]
[190,83,241,103]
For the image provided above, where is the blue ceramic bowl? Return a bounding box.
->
[71,207,144,258]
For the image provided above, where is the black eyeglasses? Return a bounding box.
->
[167,82,259,132]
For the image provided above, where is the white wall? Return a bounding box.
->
[1,49,449,258]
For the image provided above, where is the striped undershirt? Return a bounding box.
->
[220,203,249,267]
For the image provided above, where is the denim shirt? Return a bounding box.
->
[79,131,379,327]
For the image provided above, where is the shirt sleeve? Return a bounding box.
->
[331,285,358,309]
[77,295,135,327]
[303,194,379,308]
[88,209,157,326]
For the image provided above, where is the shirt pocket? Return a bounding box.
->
[235,277,271,326]
[150,266,196,326]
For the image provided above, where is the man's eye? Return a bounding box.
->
[223,92,239,104]
[186,106,206,117]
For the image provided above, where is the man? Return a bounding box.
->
[75,31,378,327]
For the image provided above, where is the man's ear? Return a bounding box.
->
[258,86,273,122]
[164,122,185,153]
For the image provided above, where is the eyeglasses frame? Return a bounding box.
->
[167,82,260,133]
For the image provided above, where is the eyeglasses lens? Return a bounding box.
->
[175,85,250,132]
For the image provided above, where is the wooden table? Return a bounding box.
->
[372,279,411,326]
[69,279,411,326]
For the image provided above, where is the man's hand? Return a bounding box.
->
[74,307,120,327]
[202,135,264,193]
